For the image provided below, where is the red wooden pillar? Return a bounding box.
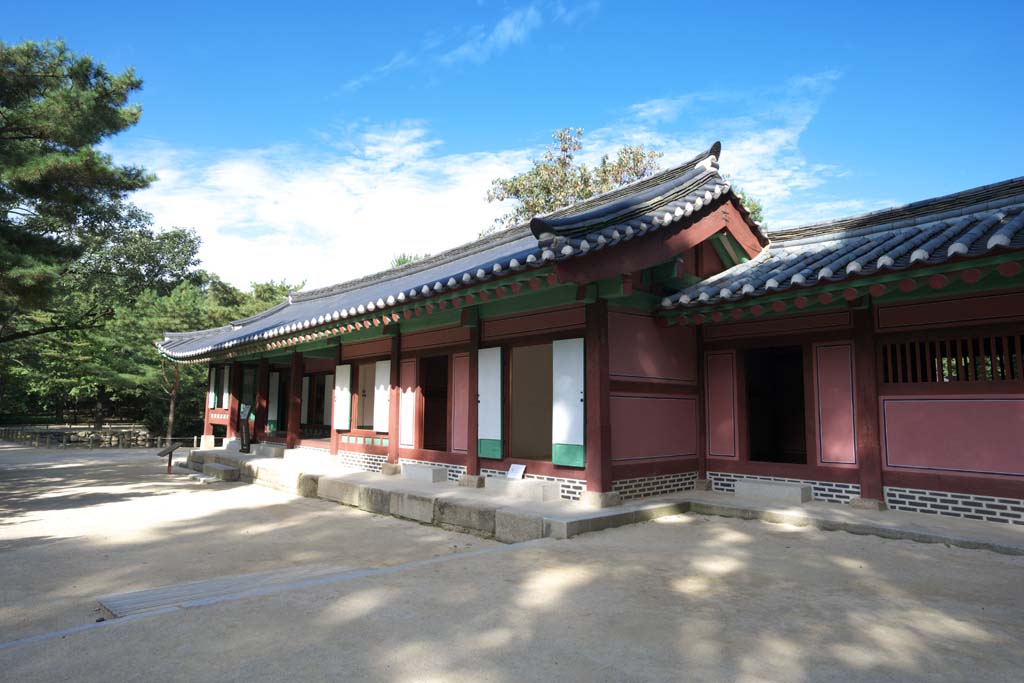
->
[466,321,480,476]
[852,307,885,503]
[226,362,242,439]
[584,299,612,492]
[286,352,303,449]
[330,344,342,455]
[203,365,214,436]
[695,328,707,480]
[387,333,401,464]
[253,358,270,441]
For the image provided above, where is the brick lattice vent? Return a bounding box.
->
[338,450,388,473]
[612,472,698,500]
[885,487,1024,525]
[709,472,861,504]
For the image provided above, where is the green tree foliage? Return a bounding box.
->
[0,40,157,345]
[0,273,295,435]
[733,187,766,228]
[484,127,662,234]
[390,252,428,269]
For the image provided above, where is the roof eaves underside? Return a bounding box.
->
[662,186,1024,310]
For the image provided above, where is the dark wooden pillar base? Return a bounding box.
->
[254,358,270,441]
[387,333,400,465]
[584,300,611,492]
[227,362,242,439]
[852,306,884,501]
[286,352,303,449]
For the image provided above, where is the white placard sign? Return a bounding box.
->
[506,464,526,480]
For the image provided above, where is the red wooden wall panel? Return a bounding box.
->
[882,395,1024,476]
[814,343,857,465]
[451,353,470,452]
[705,351,737,457]
[609,395,697,461]
[608,311,697,383]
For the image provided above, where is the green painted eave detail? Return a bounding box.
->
[709,233,737,268]
[551,443,585,468]
[661,252,1024,324]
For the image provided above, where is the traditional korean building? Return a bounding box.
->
[158,142,1024,524]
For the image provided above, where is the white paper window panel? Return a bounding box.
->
[221,365,230,409]
[373,360,391,433]
[207,370,217,409]
[552,338,585,447]
[477,347,502,441]
[333,365,351,428]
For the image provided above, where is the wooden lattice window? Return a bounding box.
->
[881,334,1024,384]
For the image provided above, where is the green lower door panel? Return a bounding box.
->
[478,438,503,459]
[551,443,585,468]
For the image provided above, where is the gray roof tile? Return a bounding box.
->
[662,177,1024,310]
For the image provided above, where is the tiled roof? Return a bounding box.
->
[159,143,731,360]
[661,177,1024,309]
[530,142,743,259]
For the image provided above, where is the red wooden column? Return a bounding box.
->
[253,358,270,441]
[226,362,242,439]
[695,328,708,481]
[203,365,214,436]
[330,344,342,455]
[387,332,401,465]
[852,307,885,504]
[286,352,303,449]
[466,320,480,476]
[584,299,612,492]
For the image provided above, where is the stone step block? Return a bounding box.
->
[484,477,560,501]
[401,462,446,483]
[434,497,496,535]
[389,491,436,524]
[735,480,812,504]
[252,443,284,458]
[203,462,240,482]
[495,508,544,543]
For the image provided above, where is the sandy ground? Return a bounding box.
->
[1,444,1022,682]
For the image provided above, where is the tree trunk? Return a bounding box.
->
[93,385,106,430]
[166,365,179,442]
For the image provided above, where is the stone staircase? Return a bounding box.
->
[182,439,359,495]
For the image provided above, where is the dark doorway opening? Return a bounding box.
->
[421,355,449,451]
[745,346,807,464]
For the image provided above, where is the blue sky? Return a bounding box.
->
[6,1,1023,289]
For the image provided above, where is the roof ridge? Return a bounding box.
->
[771,176,1024,242]
[292,222,532,303]
[532,141,721,233]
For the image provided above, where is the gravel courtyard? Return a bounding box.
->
[2,444,1022,682]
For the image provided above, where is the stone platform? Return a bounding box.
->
[180,445,1024,553]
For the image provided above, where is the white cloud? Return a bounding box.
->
[110,128,536,291]
[440,6,542,64]
[553,0,601,25]
[342,51,415,92]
